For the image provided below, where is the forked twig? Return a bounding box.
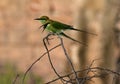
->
[59,36,80,84]
[46,67,120,84]
[22,43,61,84]
[43,34,66,84]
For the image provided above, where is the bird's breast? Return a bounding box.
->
[46,24,62,34]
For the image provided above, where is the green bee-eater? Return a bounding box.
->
[35,16,97,45]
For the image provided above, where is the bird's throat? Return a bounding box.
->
[40,20,47,24]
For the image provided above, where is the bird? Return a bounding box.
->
[34,16,97,45]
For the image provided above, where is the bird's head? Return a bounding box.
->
[35,16,50,31]
[34,16,49,24]
[34,16,49,22]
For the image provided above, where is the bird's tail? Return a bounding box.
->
[60,32,87,46]
[70,28,97,36]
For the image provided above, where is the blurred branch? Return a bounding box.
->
[46,66,120,84]
[12,74,19,84]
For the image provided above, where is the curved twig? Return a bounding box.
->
[43,34,66,84]
[46,67,120,84]
[59,36,80,84]
[22,44,61,84]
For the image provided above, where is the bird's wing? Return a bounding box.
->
[60,32,87,46]
[51,20,73,30]
[50,20,97,36]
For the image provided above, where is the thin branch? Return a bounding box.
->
[46,67,120,84]
[22,43,61,84]
[43,34,66,84]
[12,74,19,84]
[59,36,80,84]
[80,59,101,83]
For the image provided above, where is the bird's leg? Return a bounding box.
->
[44,33,54,45]
[45,34,51,45]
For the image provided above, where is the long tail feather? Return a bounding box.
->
[60,32,87,46]
[70,28,97,36]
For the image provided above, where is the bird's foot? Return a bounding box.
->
[45,33,54,45]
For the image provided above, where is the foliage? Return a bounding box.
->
[0,63,43,84]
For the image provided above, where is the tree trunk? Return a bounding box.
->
[68,0,120,84]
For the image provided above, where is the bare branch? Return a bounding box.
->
[59,36,80,84]
[46,67,120,84]
[12,74,19,84]
[22,43,61,84]
[43,34,66,84]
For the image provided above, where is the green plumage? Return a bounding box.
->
[35,16,97,45]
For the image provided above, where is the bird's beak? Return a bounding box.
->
[34,18,41,20]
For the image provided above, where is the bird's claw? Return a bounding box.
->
[45,33,54,45]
